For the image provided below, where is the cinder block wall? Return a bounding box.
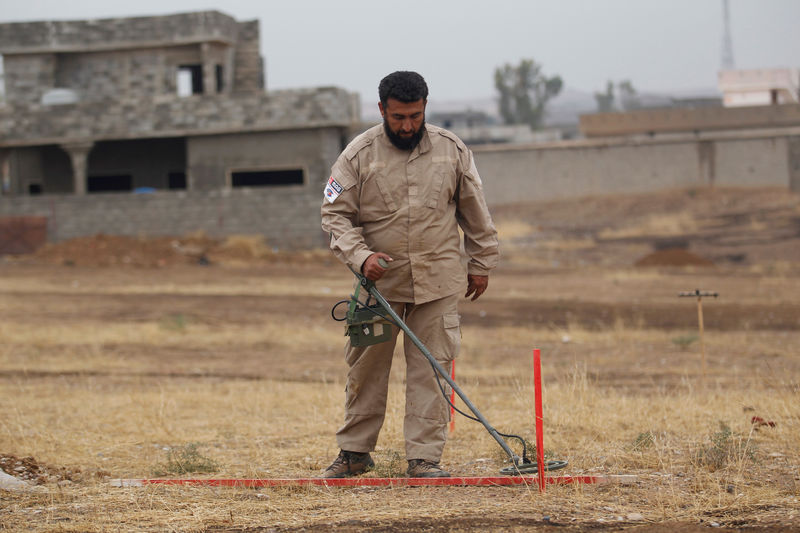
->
[0,188,327,249]
[0,11,245,106]
[474,132,798,205]
[2,129,798,250]
[0,126,345,249]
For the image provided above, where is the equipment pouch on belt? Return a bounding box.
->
[345,304,392,346]
[341,278,392,347]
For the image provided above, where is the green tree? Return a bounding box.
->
[594,80,615,112]
[594,79,640,112]
[617,80,641,110]
[494,59,563,130]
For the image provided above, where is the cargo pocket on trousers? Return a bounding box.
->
[442,312,461,360]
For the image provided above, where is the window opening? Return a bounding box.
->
[176,64,203,96]
[88,174,133,193]
[231,169,304,187]
[168,171,187,190]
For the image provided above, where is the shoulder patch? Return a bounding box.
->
[323,175,345,203]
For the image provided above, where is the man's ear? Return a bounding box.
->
[378,101,385,118]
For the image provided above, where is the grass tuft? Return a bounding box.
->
[152,443,220,476]
[370,449,406,477]
[694,422,757,471]
[631,431,655,451]
[671,333,698,350]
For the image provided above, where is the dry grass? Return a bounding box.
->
[4,185,800,531]
[597,212,699,240]
[1,259,798,532]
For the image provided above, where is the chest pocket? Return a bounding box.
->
[359,162,398,220]
[373,173,398,211]
[427,157,457,209]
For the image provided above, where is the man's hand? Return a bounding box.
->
[465,274,489,301]
[361,252,393,281]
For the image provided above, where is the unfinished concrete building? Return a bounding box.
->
[0,11,359,249]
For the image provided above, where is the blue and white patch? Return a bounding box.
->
[324,176,344,203]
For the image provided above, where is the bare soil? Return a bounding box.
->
[1,186,799,532]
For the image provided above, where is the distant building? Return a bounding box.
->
[580,69,800,139]
[428,110,564,145]
[0,11,360,249]
[718,68,800,107]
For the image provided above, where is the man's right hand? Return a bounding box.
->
[361,253,393,281]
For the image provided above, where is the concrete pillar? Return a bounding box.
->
[0,149,10,195]
[697,141,716,187]
[224,45,235,94]
[201,42,214,95]
[789,137,800,193]
[61,142,94,195]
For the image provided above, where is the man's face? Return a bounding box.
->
[379,98,426,150]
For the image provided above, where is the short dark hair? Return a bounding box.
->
[379,71,428,106]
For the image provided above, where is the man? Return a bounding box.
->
[320,71,499,478]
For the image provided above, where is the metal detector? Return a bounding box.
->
[331,259,567,476]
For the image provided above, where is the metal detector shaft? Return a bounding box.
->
[361,277,520,466]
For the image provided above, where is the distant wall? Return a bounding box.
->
[0,188,326,249]
[187,127,343,191]
[0,127,344,248]
[580,104,800,137]
[474,129,800,205]
[2,127,798,251]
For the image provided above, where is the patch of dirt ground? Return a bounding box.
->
[1,186,799,532]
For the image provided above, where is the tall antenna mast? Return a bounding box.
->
[721,0,735,70]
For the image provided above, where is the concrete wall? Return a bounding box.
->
[2,53,56,105]
[790,137,800,192]
[0,11,240,52]
[7,145,73,194]
[0,87,358,147]
[233,20,263,92]
[474,130,799,205]
[580,103,800,137]
[0,127,344,248]
[2,127,798,250]
[0,12,253,107]
[0,187,326,249]
[188,128,343,191]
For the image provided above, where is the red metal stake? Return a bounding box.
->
[533,348,545,492]
[449,359,456,433]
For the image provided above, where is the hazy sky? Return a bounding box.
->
[2,0,798,105]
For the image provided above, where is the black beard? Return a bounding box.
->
[383,118,425,150]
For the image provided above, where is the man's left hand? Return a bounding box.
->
[465,274,489,301]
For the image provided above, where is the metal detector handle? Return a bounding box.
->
[348,256,389,290]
